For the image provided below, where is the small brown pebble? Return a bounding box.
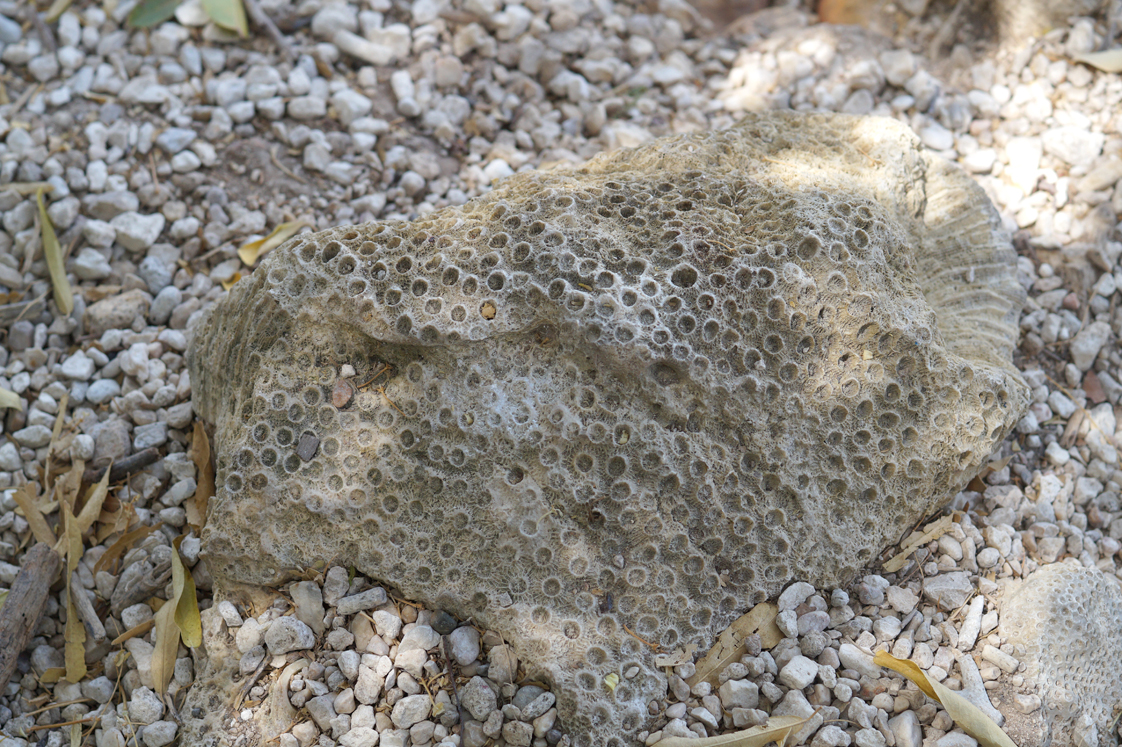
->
[1061,292,1080,311]
[332,378,355,409]
[481,301,496,319]
[1083,370,1107,403]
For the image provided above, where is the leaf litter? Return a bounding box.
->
[2,394,204,731]
[688,601,783,688]
[874,651,1019,747]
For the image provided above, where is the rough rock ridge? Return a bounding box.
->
[188,111,1030,745]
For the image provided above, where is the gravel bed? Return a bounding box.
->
[1,0,1121,746]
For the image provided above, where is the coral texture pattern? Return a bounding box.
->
[189,111,1030,745]
[1000,562,1122,747]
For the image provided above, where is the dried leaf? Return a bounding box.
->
[237,221,311,266]
[93,524,159,575]
[0,588,8,612]
[39,667,65,684]
[190,421,214,530]
[688,602,780,688]
[76,466,112,536]
[69,723,80,747]
[262,660,308,739]
[150,594,180,699]
[658,715,811,747]
[654,643,698,667]
[172,535,202,647]
[62,505,87,683]
[604,672,619,692]
[36,190,73,316]
[220,272,242,290]
[54,460,83,514]
[127,0,184,26]
[45,0,74,22]
[12,485,56,547]
[0,387,22,410]
[111,619,155,646]
[43,391,70,492]
[1,181,52,195]
[202,0,248,35]
[874,652,1018,747]
[1072,48,1122,73]
[883,514,955,573]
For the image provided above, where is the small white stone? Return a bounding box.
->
[778,655,818,690]
[778,581,814,611]
[110,212,166,252]
[141,721,178,747]
[264,616,315,655]
[1069,321,1111,371]
[390,693,432,729]
[128,687,164,725]
[61,350,95,380]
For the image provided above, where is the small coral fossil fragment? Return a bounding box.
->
[188,111,1029,746]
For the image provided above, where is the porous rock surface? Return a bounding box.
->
[188,111,1030,745]
[999,561,1122,747]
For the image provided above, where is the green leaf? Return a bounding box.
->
[127,0,185,28]
[202,0,248,36]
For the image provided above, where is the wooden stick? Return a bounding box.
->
[82,448,159,485]
[243,0,295,60]
[70,572,106,642]
[0,544,61,692]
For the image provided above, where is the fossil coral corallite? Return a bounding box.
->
[188,111,1029,744]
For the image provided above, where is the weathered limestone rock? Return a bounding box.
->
[188,111,1029,745]
[998,561,1122,747]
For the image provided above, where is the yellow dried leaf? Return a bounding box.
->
[0,387,22,410]
[883,514,955,573]
[150,594,180,699]
[172,535,202,647]
[57,462,83,511]
[604,672,619,692]
[2,181,52,195]
[37,189,74,316]
[191,421,214,530]
[111,619,155,646]
[62,504,87,683]
[93,524,159,575]
[0,588,8,612]
[237,220,312,266]
[688,602,780,688]
[658,715,811,747]
[1072,48,1122,73]
[221,272,242,290]
[45,0,74,22]
[76,466,112,536]
[12,484,56,547]
[69,723,80,747]
[39,667,66,684]
[874,652,1018,747]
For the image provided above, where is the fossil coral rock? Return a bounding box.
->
[188,111,1029,745]
[999,562,1122,747]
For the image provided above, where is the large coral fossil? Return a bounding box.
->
[188,111,1029,745]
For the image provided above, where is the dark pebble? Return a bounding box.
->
[430,610,457,635]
